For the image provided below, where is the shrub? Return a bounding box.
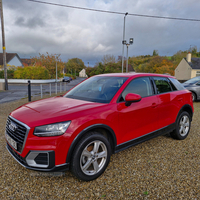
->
[14,65,50,79]
[64,73,76,80]
[0,69,15,79]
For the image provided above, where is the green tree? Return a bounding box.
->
[65,58,85,75]
[134,56,175,75]
[0,69,15,79]
[31,53,64,78]
[101,54,116,65]
[153,50,159,56]
[14,65,50,79]
[170,50,188,66]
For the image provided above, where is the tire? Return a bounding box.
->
[70,132,111,181]
[170,111,191,140]
[191,92,196,101]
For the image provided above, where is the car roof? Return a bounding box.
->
[95,73,175,79]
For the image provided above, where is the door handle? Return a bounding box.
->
[178,98,183,101]
[151,103,158,108]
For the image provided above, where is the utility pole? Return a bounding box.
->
[55,54,59,82]
[0,0,8,90]
[55,60,57,94]
[122,12,128,73]
[126,44,130,73]
[125,38,134,73]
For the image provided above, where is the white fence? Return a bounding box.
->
[0,79,61,83]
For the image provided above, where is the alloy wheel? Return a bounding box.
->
[80,140,107,176]
[179,115,190,137]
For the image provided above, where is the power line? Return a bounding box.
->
[27,0,200,22]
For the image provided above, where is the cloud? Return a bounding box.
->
[2,0,200,66]
[15,16,46,28]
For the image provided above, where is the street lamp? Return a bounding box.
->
[54,54,60,82]
[56,60,57,82]
[122,12,128,73]
[125,38,134,73]
[55,54,59,94]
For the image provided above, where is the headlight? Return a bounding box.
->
[34,121,71,137]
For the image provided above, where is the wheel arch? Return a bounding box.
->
[66,124,117,164]
[190,90,197,101]
[177,104,193,122]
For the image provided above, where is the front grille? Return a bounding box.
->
[6,116,30,153]
[7,143,27,166]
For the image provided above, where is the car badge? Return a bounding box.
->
[9,122,18,132]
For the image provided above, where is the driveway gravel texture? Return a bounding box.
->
[0,95,200,199]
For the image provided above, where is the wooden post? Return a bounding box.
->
[0,0,8,90]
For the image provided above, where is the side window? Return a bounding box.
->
[120,77,153,101]
[169,78,185,90]
[168,80,177,91]
[153,77,172,94]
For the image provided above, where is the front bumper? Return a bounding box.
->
[7,143,69,172]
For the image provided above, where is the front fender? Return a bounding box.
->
[66,123,117,163]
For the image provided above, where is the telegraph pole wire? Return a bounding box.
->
[27,0,200,22]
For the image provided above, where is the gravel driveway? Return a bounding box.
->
[0,95,200,199]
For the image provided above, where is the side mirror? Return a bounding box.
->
[125,93,142,106]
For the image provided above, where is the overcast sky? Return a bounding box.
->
[2,0,200,66]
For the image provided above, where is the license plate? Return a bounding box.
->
[6,133,17,150]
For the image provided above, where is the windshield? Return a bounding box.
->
[65,76,128,103]
[184,76,200,84]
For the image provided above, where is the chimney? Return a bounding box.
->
[186,52,191,62]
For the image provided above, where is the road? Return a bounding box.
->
[0,77,86,104]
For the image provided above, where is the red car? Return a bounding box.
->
[5,73,193,181]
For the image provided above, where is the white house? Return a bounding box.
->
[0,53,23,68]
[79,69,88,78]
[175,52,200,81]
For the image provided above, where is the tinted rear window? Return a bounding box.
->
[153,77,172,94]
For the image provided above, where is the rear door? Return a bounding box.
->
[152,77,183,129]
[117,77,159,144]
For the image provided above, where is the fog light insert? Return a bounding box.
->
[34,153,48,165]
[26,151,49,168]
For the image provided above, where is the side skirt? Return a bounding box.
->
[114,123,175,153]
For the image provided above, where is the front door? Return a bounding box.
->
[117,77,159,144]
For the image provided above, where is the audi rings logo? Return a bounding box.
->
[9,122,18,132]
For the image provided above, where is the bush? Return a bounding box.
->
[14,65,50,79]
[0,69,15,79]
[64,73,76,80]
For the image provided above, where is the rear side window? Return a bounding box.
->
[169,78,185,90]
[120,77,153,101]
[153,77,172,94]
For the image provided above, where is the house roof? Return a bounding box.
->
[185,57,200,69]
[0,53,17,65]
[0,53,23,66]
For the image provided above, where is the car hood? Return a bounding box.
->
[10,96,105,127]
